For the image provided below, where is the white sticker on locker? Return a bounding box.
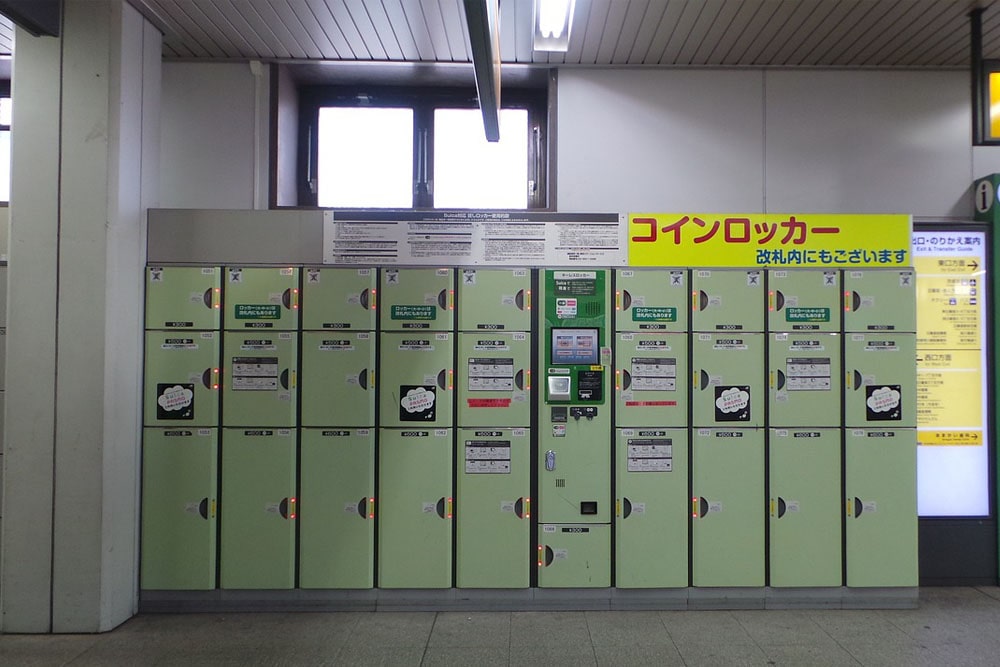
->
[186,372,202,384]
[279,332,293,340]
[436,268,450,276]
[188,291,202,304]
[512,428,526,437]
[422,502,436,513]
[265,503,280,514]
[851,271,864,279]
[773,271,788,278]
[620,270,635,278]
[784,295,799,307]
[620,333,634,341]
[786,501,801,513]
[197,429,212,436]
[776,429,789,437]
[698,429,710,436]
[358,268,372,276]
[346,373,360,386]
[621,429,636,437]
[860,296,875,308]
[277,430,291,436]
[423,293,440,305]
[699,333,711,341]
[513,332,527,341]
[553,549,569,561]
[621,391,634,400]
[184,502,200,515]
[500,501,515,513]
[343,502,359,514]
[435,333,450,341]
[543,525,557,533]
[434,429,448,437]
[707,295,722,307]
[852,334,865,341]
[267,292,283,305]
[279,392,291,401]
[501,294,515,306]
[201,267,216,275]
[708,374,722,386]
[852,429,865,436]
[358,429,371,436]
[632,503,646,514]
[552,425,566,437]
[229,269,243,283]
[631,295,646,307]
[698,270,712,277]
[200,332,216,339]
[280,268,294,276]
[513,393,527,402]
[513,269,527,277]
[423,374,438,385]
[862,500,878,513]
[707,501,723,513]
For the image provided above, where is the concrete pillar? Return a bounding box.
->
[1,0,160,632]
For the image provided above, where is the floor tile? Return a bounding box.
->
[420,646,508,666]
[593,644,686,666]
[673,643,771,667]
[509,644,597,666]
[733,609,837,647]
[427,612,510,647]
[584,610,672,646]
[510,611,591,646]
[340,612,436,648]
[659,610,752,644]
[0,634,101,667]
[331,645,426,666]
[760,644,862,666]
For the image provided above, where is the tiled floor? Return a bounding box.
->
[3,587,1000,666]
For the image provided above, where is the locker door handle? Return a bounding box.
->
[359,369,368,390]
[515,289,525,311]
[437,370,447,390]
[281,288,293,309]
[850,290,862,312]
[279,497,297,520]
[514,497,530,519]
[621,369,632,391]
[280,369,290,390]
[622,497,633,519]
[851,370,863,390]
[360,288,370,310]
[358,496,373,519]
[545,450,556,471]
[198,497,210,520]
[515,369,525,391]
[698,290,709,311]
[202,288,214,309]
[854,497,864,518]
[437,289,448,310]
[777,497,787,518]
[774,290,785,312]
[621,289,632,311]
[544,546,554,567]
[775,370,786,391]
[699,370,710,391]
[436,497,453,519]
[201,368,213,389]
[692,496,708,518]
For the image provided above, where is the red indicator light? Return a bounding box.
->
[526,290,531,310]
[525,513,531,519]
[692,291,698,309]
[615,291,621,310]
[692,512,698,518]
[212,384,219,390]
[449,290,455,310]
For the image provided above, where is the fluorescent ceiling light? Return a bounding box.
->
[533,0,574,52]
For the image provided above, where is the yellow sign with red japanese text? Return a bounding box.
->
[628,213,911,267]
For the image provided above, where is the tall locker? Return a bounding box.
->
[768,428,841,587]
[219,428,296,589]
[845,429,918,587]
[140,428,217,590]
[615,428,688,588]
[691,333,764,428]
[691,428,765,587]
[456,428,530,588]
[222,331,298,427]
[378,429,453,588]
[768,333,841,427]
[299,429,375,589]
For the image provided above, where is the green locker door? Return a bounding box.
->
[301,332,375,427]
[767,269,840,332]
[768,333,841,427]
[141,428,217,590]
[845,428,918,587]
[457,268,531,332]
[537,524,611,588]
[219,428,296,589]
[615,332,688,427]
[844,333,916,428]
[691,269,765,332]
[691,428,764,587]
[456,428,530,588]
[457,332,530,427]
[224,267,300,331]
[378,428,453,588]
[145,266,221,330]
[379,268,454,331]
[843,269,916,332]
[691,333,764,428]
[299,428,375,589]
[615,268,688,332]
[379,332,454,428]
[538,412,612,523]
[615,428,688,588]
[769,428,841,587]
[301,267,376,331]
[222,332,298,427]
[144,331,220,427]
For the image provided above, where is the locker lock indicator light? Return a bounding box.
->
[292,288,299,310]
[615,369,621,391]
[449,369,454,390]
[525,370,532,391]
[525,289,531,310]
[691,497,698,518]
[289,497,297,520]
[537,545,543,567]
[212,368,220,390]
[213,288,221,309]
[615,290,621,311]
[768,291,774,311]
[524,497,531,519]
[447,497,453,519]
[449,289,455,310]
[844,290,851,311]
[691,291,698,310]
[369,497,375,519]
[371,289,376,309]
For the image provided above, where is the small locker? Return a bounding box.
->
[222,331,298,427]
[691,333,765,428]
[768,332,841,427]
[691,269,765,332]
[144,330,220,427]
[224,267,300,331]
[379,268,454,331]
[843,269,916,333]
[301,267,377,331]
[457,268,531,332]
[537,524,611,588]
[145,266,221,330]
[615,269,688,333]
[379,332,454,428]
[300,332,375,427]
[767,269,840,333]
[615,332,688,427]
[457,332,530,427]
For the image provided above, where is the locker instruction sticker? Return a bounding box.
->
[399,385,436,421]
[235,304,281,320]
[785,307,830,323]
[390,305,436,321]
[467,358,515,392]
[231,357,279,391]
[160,338,198,350]
[631,307,677,323]
[156,384,194,420]
[784,357,832,391]
[626,437,673,472]
[630,357,676,391]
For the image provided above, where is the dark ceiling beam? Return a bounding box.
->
[0,0,60,37]
[463,0,501,142]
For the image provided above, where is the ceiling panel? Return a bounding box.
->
[0,0,999,69]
